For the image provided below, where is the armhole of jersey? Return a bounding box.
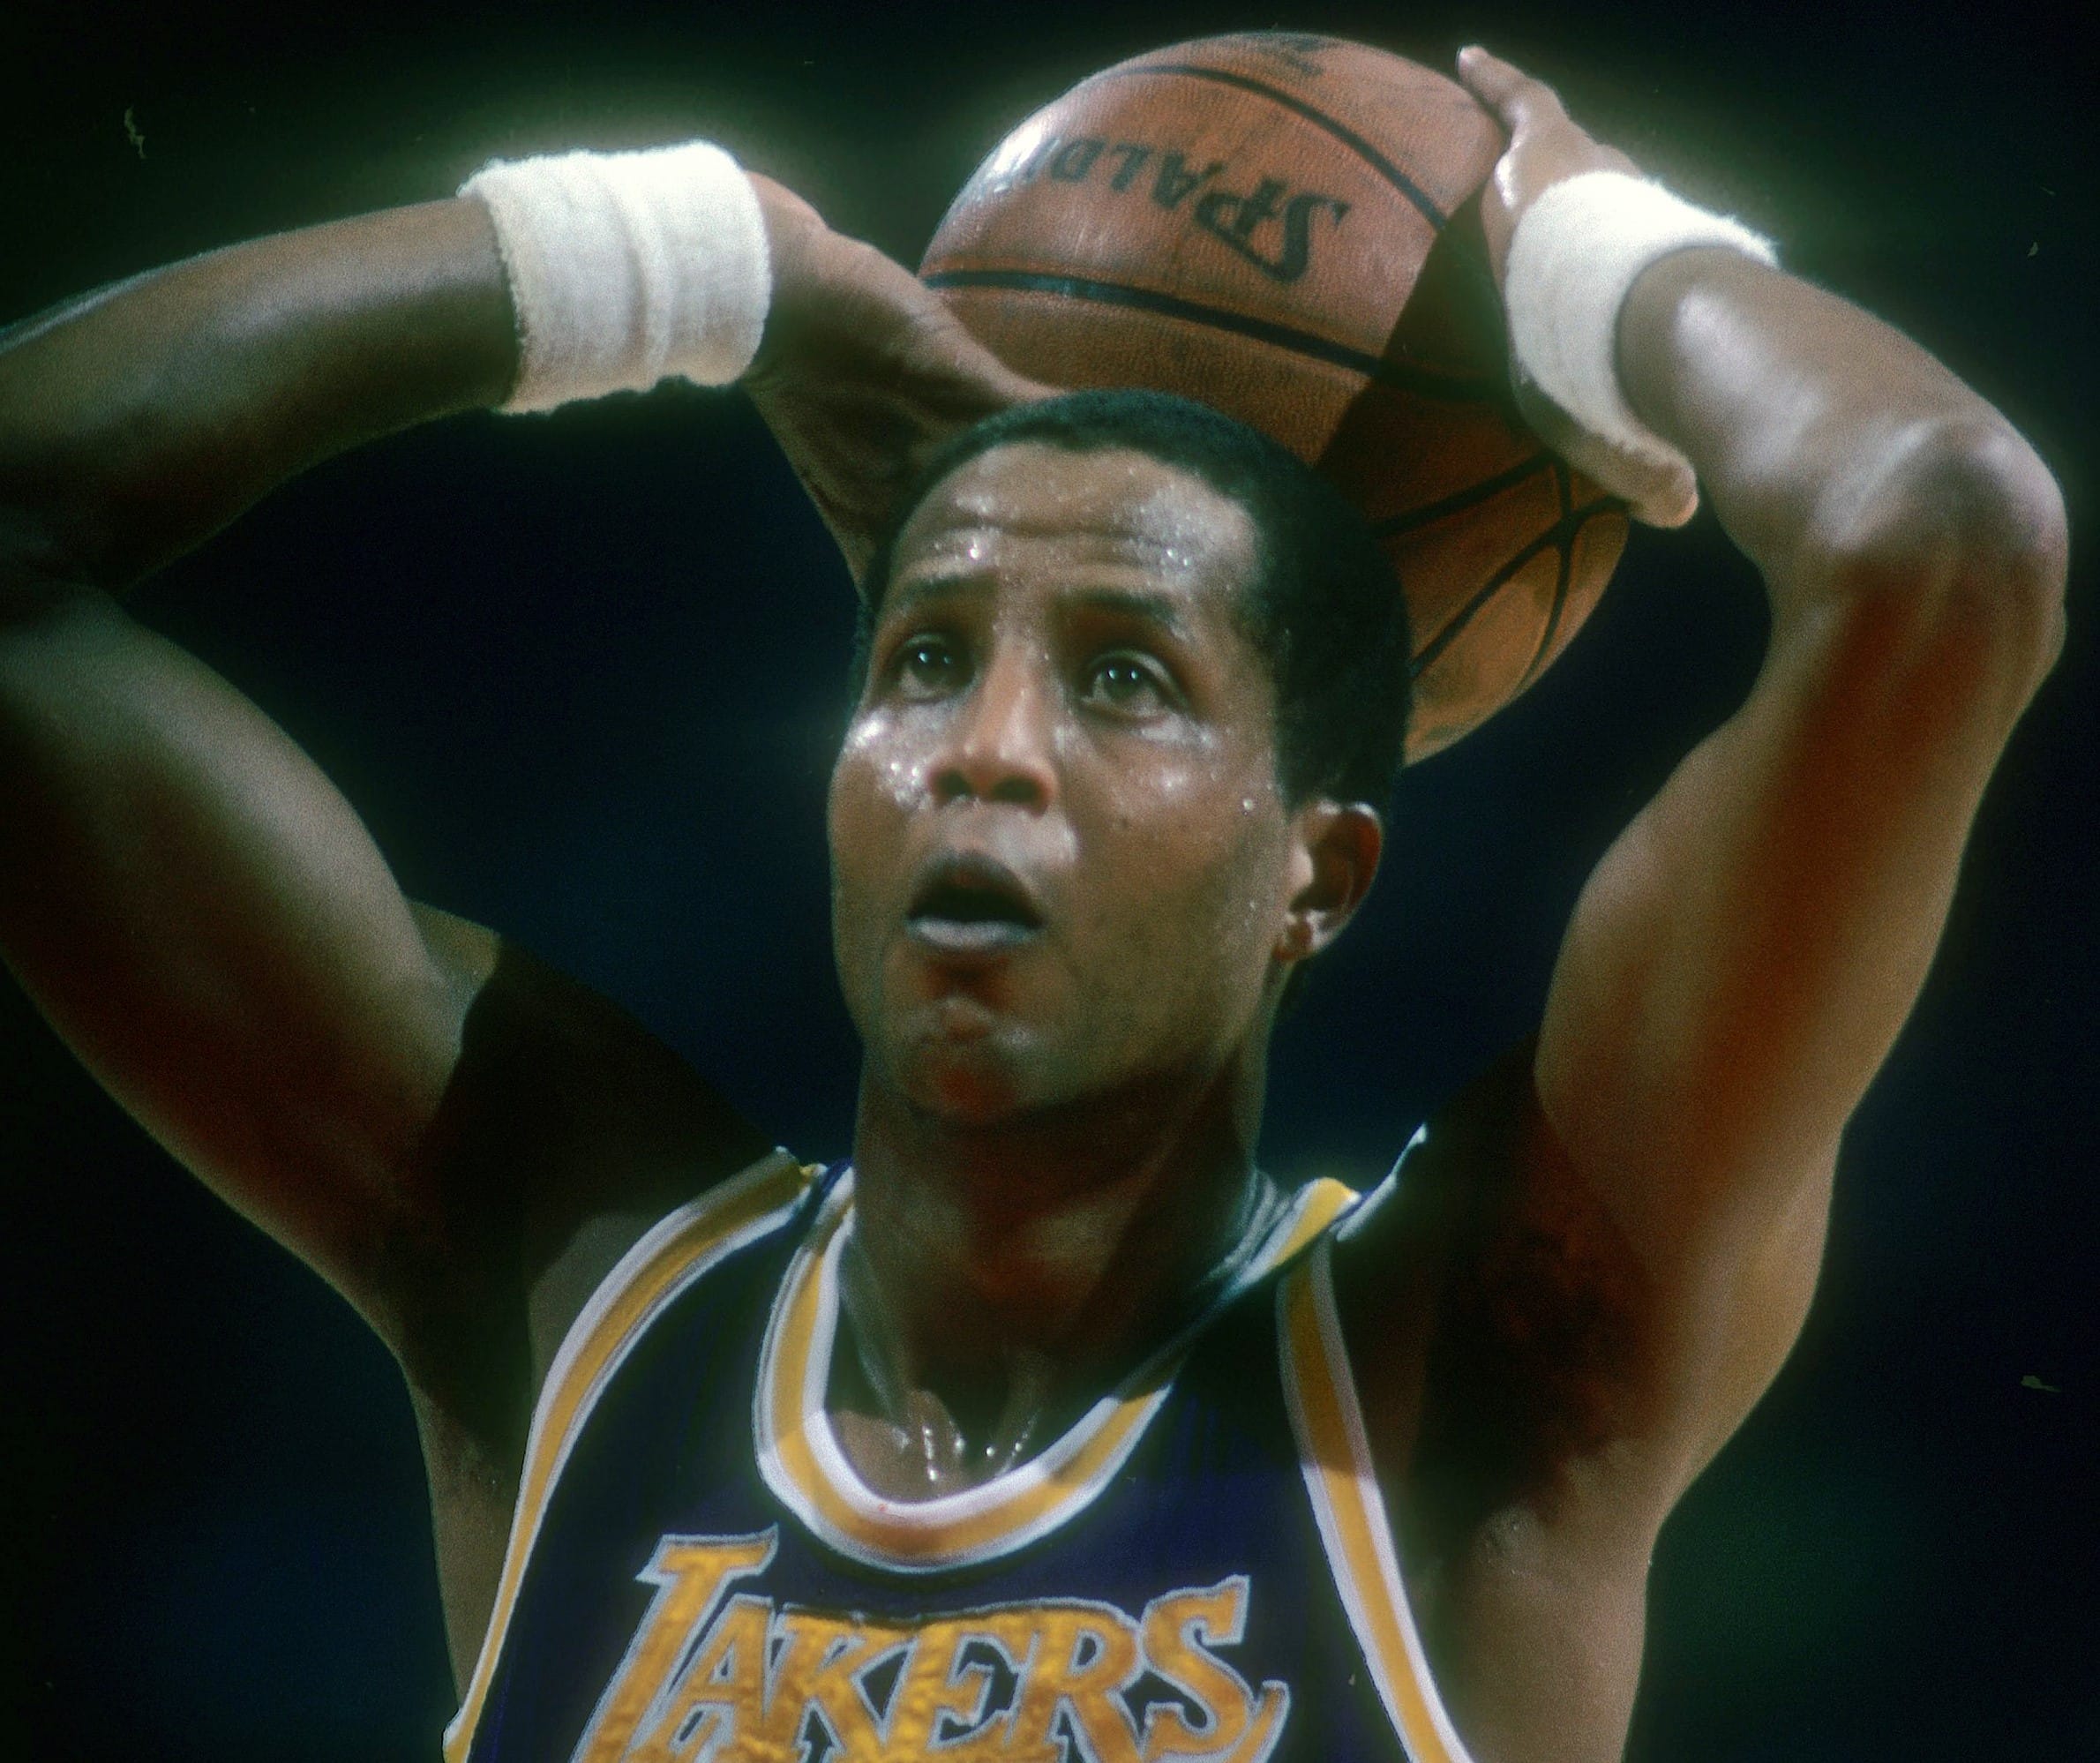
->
[1279,1235,1478,1763]
[443,1148,817,1763]
[1333,1123,1427,1244]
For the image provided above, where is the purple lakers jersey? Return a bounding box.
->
[442,1149,1474,1763]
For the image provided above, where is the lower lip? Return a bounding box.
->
[905,916,1040,957]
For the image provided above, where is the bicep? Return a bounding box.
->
[0,580,474,1332]
[1537,572,2044,1450]
[1329,604,1988,1572]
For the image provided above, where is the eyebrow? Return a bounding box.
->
[1066,585,1194,641]
[881,574,1195,641]
[881,571,994,620]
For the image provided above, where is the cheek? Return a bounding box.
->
[828,714,917,942]
[832,709,926,828]
[829,709,938,866]
[1085,748,1287,955]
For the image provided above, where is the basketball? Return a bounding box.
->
[920,32,1629,761]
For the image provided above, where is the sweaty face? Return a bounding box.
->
[829,443,1306,1125]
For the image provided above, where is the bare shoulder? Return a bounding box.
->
[404,904,775,1407]
[401,904,776,1681]
[1328,1046,1678,1762]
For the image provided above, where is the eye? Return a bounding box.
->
[889,633,967,697]
[1082,651,1174,714]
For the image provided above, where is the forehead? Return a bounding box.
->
[886,443,1260,616]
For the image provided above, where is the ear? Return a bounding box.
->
[1273,799,1384,966]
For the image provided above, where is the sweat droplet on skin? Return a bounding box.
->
[881,756,926,806]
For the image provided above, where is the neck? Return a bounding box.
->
[840,1045,1274,1462]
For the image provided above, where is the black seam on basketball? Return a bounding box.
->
[923,269,1497,399]
[1507,461,1583,689]
[1522,520,1579,690]
[1410,498,1620,679]
[1373,454,1553,538]
[1096,63,1448,232]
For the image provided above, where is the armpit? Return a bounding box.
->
[1333,1039,1660,1544]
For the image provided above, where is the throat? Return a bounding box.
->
[828,1228,1070,1499]
[823,1174,1289,1502]
[829,1321,1059,1501]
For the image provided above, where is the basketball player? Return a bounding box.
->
[0,44,2066,1763]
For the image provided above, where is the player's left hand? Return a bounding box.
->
[1456,46,1638,289]
[1456,47,1695,521]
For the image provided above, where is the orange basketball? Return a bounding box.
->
[920,32,1627,761]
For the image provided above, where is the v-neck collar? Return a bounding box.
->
[753,1167,1358,1574]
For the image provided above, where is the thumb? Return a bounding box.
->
[1512,375,1699,529]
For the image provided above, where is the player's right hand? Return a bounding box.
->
[743,179,1054,581]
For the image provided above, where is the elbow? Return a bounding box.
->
[1807,416,2068,700]
[0,486,79,604]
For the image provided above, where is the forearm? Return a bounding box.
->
[1616,248,2067,646]
[1450,46,2075,1539]
[0,197,515,592]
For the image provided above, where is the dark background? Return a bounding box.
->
[2,2,2092,1758]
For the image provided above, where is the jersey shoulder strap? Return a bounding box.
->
[1279,1211,1476,1763]
[446,1148,819,1762]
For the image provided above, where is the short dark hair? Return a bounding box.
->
[855,389,1411,806]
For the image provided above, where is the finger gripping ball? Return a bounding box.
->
[920,32,1627,761]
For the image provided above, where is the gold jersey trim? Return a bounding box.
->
[754,1174,1360,1574]
[443,1149,819,1763]
[1279,1237,1477,1763]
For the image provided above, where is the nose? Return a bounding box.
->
[930,646,1055,812]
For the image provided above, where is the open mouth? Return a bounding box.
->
[906,854,1044,954]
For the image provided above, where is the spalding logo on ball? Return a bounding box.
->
[921,32,1628,762]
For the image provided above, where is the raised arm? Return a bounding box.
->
[1331,53,2066,1762]
[1468,53,2067,1483]
[0,161,1041,1279]
[1,164,1043,1667]
[0,196,526,1342]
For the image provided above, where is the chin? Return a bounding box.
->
[889,1000,1049,1126]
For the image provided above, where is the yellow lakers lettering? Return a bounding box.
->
[570,1529,1289,1762]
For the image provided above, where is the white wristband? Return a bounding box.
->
[461,140,772,414]
[1504,170,1776,526]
